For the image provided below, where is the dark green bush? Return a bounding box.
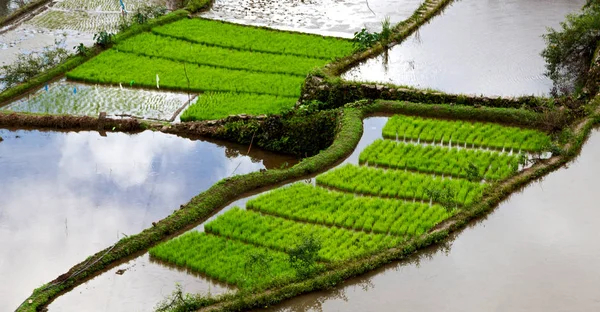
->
[185,0,211,13]
[541,2,600,96]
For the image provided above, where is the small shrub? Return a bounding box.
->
[352,28,380,51]
[289,234,321,278]
[380,16,392,45]
[73,43,89,56]
[93,31,115,47]
[185,0,211,13]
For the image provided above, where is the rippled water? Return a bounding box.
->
[264,128,600,312]
[2,81,196,121]
[343,0,587,96]
[202,0,424,37]
[0,129,296,311]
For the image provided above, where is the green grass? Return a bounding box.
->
[359,139,520,181]
[205,208,402,262]
[180,92,297,121]
[382,115,552,152]
[115,33,328,76]
[66,50,304,97]
[152,18,354,59]
[316,164,488,207]
[247,183,453,237]
[149,232,297,289]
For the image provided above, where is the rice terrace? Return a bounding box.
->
[1,0,599,311]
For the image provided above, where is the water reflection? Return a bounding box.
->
[0,129,295,311]
[343,0,587,96]
[1,81,195,121]
[265,129,600,312]
[202,0,424,37]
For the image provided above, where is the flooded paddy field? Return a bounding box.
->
[264,129,600,312]
[202,0,424,37]
[343,0,587,96]
[0,0,165,69]
[0,128,296,311]
[45,116,387,312]
[50,113,546,312]
[1,80,197,121]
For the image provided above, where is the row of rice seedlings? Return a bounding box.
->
[204,208,402,262]
[66,50,305,97]
[28,10,121,33]
[315,164,488,207]
[116,33,329,76]
[152,18,354,60]
[55,0,151,11]
[149,231,298,290]
[382,115,552,152]
[359,139,520,181]
[180,92,296,121]
[247,183,453,238]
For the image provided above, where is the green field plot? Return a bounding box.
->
[152,18,354,59]
[382,115,552,152]
[247,183,452,237]
[63,18,352,120]
[180,92,296,121]
[204,208,402,262]
[116,33,328,76]
[66,50,304,97]
[359,139,520,181]
[316,164,487,207]
[149,232,297,289]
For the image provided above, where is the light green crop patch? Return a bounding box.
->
[383,115,552,152]
[247,183,453,238]
[152,18,354,59]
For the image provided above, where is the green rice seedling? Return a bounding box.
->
[247,183,452,238]
[316,164,488,207]
[152,18,354,59]
[66,50,304,97]
[382,115,552,152]
[149,232,297,289]
[205,208,403,262]
[180,92,297,121]
[116,33,328,76]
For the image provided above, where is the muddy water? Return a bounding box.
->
[0,129,296,311]
[263,129,600,312]
[343,0,587,96]
[202,0,424,37]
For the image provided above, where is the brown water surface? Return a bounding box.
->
[0,129,296,311]
[263,129,600,311]
[343,0,587,96]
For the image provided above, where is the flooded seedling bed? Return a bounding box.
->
[1,80,197,121]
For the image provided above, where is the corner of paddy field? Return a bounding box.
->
[6,0,600,311]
